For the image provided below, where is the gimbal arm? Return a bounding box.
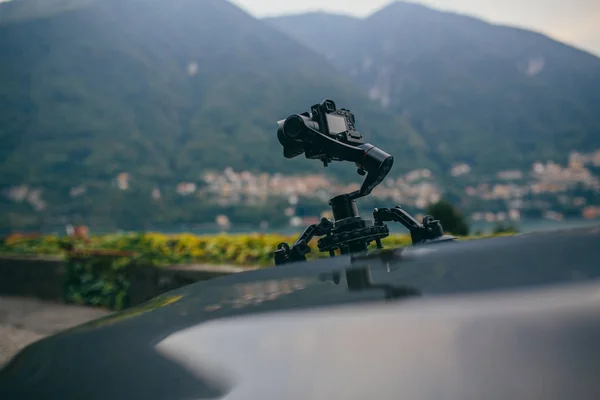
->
[305,131,394,200]
[274,218,334,266]
[373,206,452,245]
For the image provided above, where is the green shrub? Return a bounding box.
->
[63,250,136,310]
[425,200,470,236]
[492,222,520,234]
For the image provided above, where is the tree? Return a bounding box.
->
[492,221,519,234]
[425,200,470,236]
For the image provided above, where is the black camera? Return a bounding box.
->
[277,99,365,161]
[275,99,394,200]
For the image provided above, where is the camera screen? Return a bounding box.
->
[326,114,348,134]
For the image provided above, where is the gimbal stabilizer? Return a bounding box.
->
[273,99,455,265]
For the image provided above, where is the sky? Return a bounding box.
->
[229,0,600,57]
[0,0,597,56]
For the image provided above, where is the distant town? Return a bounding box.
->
[4,149,600,230]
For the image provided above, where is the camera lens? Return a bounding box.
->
[283,115,305,139]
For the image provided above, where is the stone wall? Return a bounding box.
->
[0,255,65,301]
[0,255,245,307]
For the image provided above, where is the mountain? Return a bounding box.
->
[266,2,600,172]
[1,0,439,231]
[2,0,599,231]
[0,0,430,190]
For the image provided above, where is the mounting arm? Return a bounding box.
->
[373,206,455,245]
[274,218,334,265]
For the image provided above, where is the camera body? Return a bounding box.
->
[277,99,364,161]
[311,99,363,146]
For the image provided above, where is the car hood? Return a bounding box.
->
[0,226,599,399]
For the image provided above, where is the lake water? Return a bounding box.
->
[139,218,600,236]
[17,217,599,237]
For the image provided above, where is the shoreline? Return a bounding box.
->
[4,217,598,237]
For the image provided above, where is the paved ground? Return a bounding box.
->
[0,296,110,366]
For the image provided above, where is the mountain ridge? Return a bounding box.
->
[0,0,432,184]
[266,1,600,172]
[266,2,600,59]
[0,0,434,230]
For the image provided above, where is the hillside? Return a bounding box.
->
[266,2,600,172]
[0,0,430,190]
[2,0,599,231]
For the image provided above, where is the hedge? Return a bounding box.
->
[0,231,510,268]
[0,232,400,266]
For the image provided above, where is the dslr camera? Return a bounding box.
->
[276,98,393,198]
[277,99,365,162]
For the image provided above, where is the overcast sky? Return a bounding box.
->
[0,0,597,56]
[229,0,600,57]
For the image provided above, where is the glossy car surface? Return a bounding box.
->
[0,226,599,399]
